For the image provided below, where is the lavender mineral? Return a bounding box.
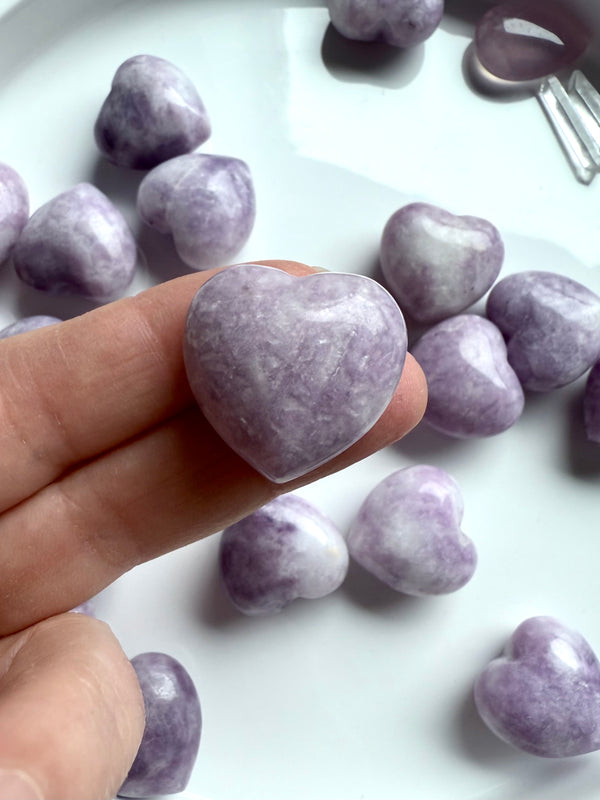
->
[0,162,28,264]
[327,0,443,47]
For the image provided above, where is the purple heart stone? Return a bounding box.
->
[183,264,407,483]
[380,202,504,324]
[0,315,61,339]
[0,162,28,264]
[411,314,525,438]
[347,465,477,596]
[583,361,600,444]
[327,0,444,48]
[486,270,600,392]
[474,616,600,757]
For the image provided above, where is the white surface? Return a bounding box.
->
[1,2,600,799]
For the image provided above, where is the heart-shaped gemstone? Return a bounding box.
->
[0,162,28,264]
[183,264,407,483]
[474,616,600,757]
[327,0,444,48]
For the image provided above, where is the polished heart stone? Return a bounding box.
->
[183,264,407,483]
[584,361,600,444]
[474,616,600,757]
[0,162,28,265]
[486,270,600,392]
[0,315,61,339]
[327,0,444,48]
[380,202,504,324]
[347,465,476,596]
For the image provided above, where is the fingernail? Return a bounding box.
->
[312,266,329,273]
[0,769,44,799]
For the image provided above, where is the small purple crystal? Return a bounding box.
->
[486,270,600,392]
[0,315,61,339]
[474,0,591,82]
[118,652,201,798]
[184,264,407,483]
[137,153,255,270]
[95,54,211,170]
[0,162,28,264]
[380,202,504,324]
[220,494,349,615]
[474,616,600,757]
[12,183,137,301]
[584,361,600,444]
[327,0,444,48]
[347,465,476,596]
[411,314,525,438]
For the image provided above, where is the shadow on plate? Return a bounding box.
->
[341,558,425,613]
[563,383,600,478]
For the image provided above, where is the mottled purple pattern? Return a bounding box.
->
[95,54,211,170]
[12,183,137,301]
[475,0,591,81]
[486,270,600,392]
[474,616,600,757]
[220,494,349,615]
[412,314,524,437]
[0,162,28,263]
[327,0,443,47]
[380,202,504,324]
[0,315,61,339]
[137,153,255,270]
[347,465,476,595]
[584,361,600,444]
[118,652,201,798]
[184,264,407,482]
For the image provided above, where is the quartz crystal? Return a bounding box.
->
[327,0,443,48]
[183,264,407,482]
[474,616,600,757]
[411,314,524,438]
[0,315,61,339]
[486,270,600,391]
[0,162,28,264]
[583,361,600,444]
[347,465,476,596]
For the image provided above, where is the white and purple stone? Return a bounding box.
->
[118,652,202,798]
[327,0,444,48]
[583,361,600,444]
[0,162,28,264]
[95,54,211,170]
[380,202,504,324]
[411,314,524,438]
[220,494,349,615]
[486,270,600,392]
[347,465,476,596]
[183,264,407,483]
[474,616,600,757]
[137,153,255,270]
[12,183,137,301]
[0,315,61,339]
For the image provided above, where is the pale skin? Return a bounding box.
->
[0,260,427,800]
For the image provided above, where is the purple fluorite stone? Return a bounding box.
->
[474,616,600,757]
[137,153,255,270]
[411,314,524,438]
[95,54,211,170]
[486,270,600,392]
[12,183,137,301]
[118,652,201,798]
[347,465,476,596]
[584,361,600,444]
[327,0,444,47]
[475,0,591,82]
[0,162,28,263]
[380,202,504,324]
[220,494,349,615]
[183,264,407,483]
[0,315,61,339]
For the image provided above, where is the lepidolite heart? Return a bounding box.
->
[474,616,600,757]
[183,264,407,483]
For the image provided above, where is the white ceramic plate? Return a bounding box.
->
[1,2,600,798]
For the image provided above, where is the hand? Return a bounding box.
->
[0,260,426,799]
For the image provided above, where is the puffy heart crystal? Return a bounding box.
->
[95,54,211,170]
[347,465,476,595]
[12,183,137,301]
[220,494,349,615]
[137,153,255,270]
[327,0,443,47]
[118,652,201,798]
[183,264,407,483]
[486,270,600,392]
[0,315,61,339]
[380,202,504,324]
[0,162,28,264]
[474,616,600,757]
[411,314,524,438]
[584,361,600,444]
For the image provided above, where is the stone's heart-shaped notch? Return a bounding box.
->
[474,0,591,82]
[95,54,211,170]
[486,270,600,392]
[137,153,255,271]
[347,465,477,596]
[380,202,504,324]
[183,264,407,483]
[474,616,600,757]
[220,494,349,615]
[411,314,524,438]
[584,361,600,444]
[327,0,444,48]
[0,162,28,264]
